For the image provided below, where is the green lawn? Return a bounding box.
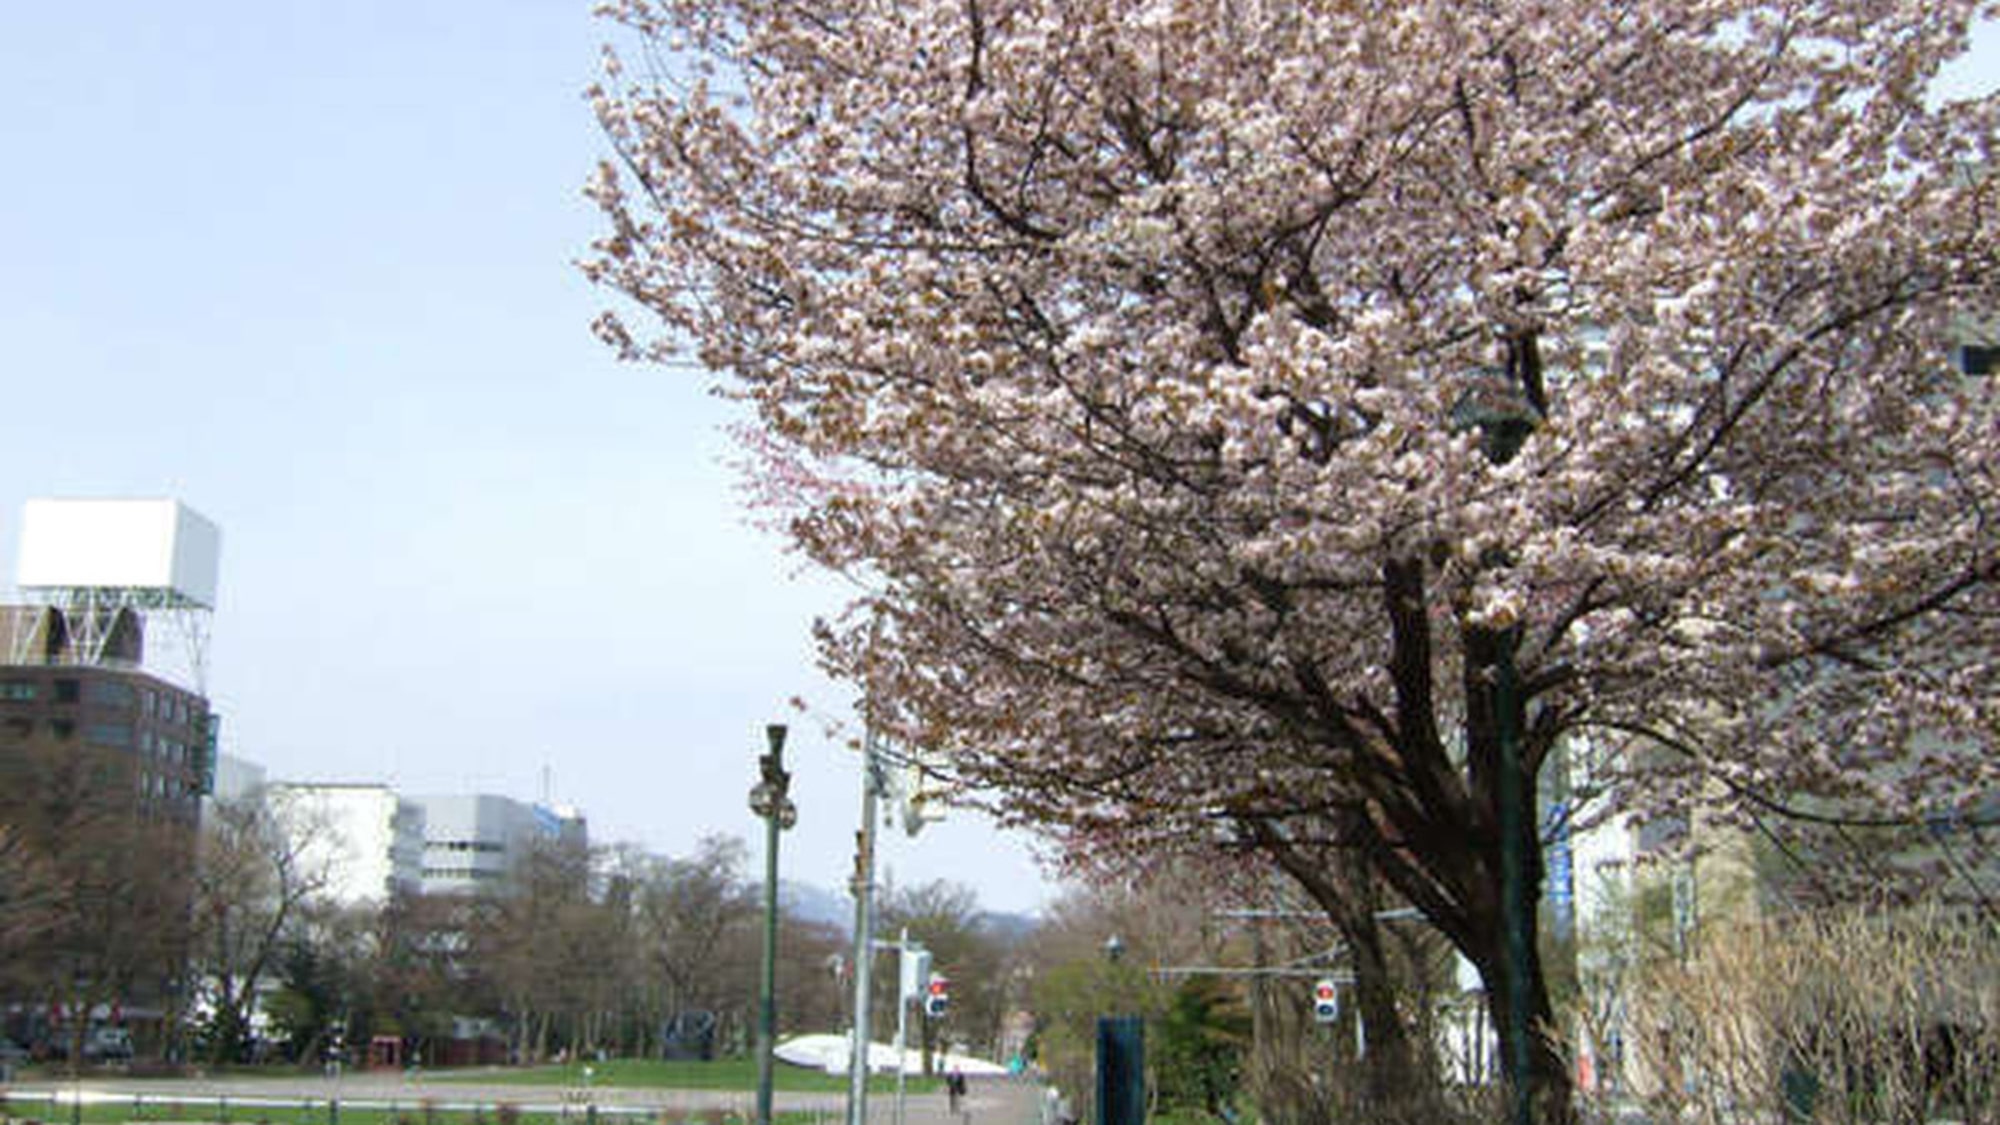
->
[0,1058,938,1098]
[436,1058,938,1096]
[0,1094,830,1125]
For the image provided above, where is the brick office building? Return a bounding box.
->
[0,499,223,1058]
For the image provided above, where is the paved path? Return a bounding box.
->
[1,1071,1049,1125]
[857,1077,1045,1125]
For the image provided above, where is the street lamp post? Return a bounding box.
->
[1455,364,1539,1125]
[749,724,796,1125]
[1095,934,1143,1125]
[1496,650,1534,1125]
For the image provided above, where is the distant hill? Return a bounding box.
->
[778,880,853,927]
[979,910,1038,944]
[774,880,1041,939]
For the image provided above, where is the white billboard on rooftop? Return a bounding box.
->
[16,498,222,608]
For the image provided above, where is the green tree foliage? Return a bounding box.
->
[264,921,364,1064]
[1154,977,1252,1119]
[1029,948,1174,1111]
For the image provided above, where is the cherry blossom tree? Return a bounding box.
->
[587,1,2000,1117]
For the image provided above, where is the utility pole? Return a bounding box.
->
[894,931,926,1125]
[846,730,885,1125]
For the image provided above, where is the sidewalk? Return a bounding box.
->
[871,1077,1046,1125]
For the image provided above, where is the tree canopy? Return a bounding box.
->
[589,0,2000,1115]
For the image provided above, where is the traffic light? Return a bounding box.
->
[1312,978,1339,1024]
[924,974,950,1019]
[900,946,933,1005]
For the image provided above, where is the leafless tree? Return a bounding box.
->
[0,738,193,1068]
[0,824,64,988]
[630,834,759,1051]
[187,793,330,1063]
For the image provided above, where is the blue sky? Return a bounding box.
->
[0,0,1054,914]
[0,5,1992,918]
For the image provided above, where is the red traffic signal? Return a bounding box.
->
[928,975,950,995]
[924,974,950,1018]
[1312,978,1339,1024]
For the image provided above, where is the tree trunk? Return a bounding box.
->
[1250,822,1431,1113]
[1467,621,1574,1125]
[1469,936,1572,1125]
[1346,921,1426,1109]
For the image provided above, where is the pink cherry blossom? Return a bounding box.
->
[586,2,2000,1116]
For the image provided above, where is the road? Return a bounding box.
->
[0,1069,1051,1125]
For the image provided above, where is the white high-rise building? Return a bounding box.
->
[413,793,587,896]
[267,783,425,907]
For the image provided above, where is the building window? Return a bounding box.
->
[428,840,505,854]
[421,866,503,881]
[0,681,36,701]
[83,680,135,708]
[53,679,79,703]
[86,723,135,749]
[1962,345,1997,376]
[50,718,75,739]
